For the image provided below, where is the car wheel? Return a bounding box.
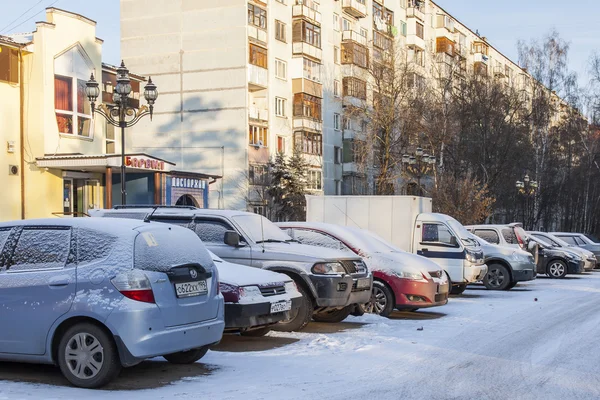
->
[505,280,518,290]
[360,281,395,318]
[57,323,121,389]
[450,284,467,295]
[163,346,209,364]
[483,264,511,290]
[240,327,271,337]
[272,283,313,332]
[312,305,353,323]
[547,260,567,279]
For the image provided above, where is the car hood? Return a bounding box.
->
[215,260,290,287]
[253,242,361,262]
[562,246,595,259]
[364,250,442,274]
[480,242,529,258]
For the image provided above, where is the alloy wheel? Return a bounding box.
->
[549,262,565,277]
[487,267,506,288]
[64,333,104,380]
[371,286,388,315]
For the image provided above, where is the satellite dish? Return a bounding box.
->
[258,140,264,147]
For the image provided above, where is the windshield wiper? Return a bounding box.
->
[286,238,300,243]
[255,239,287,244]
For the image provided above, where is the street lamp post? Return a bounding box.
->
[515,174,538,229]
[401,147,436,195]
[85,61,158,205]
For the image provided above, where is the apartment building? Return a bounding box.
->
[120,0,540,211]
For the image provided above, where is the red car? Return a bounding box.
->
[278,222,449,317]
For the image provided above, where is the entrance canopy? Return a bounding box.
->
[35,153,175,173]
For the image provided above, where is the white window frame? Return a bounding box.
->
[249,125,268,146]
[308,170,323,191]
[275,20,287,42]
[334,46,340,64]
[342,18,353,32]
[333,13,340,31]
[275,97,287,117]
[334,146,342,164]
[303,58,321,82]
[334,113,341,131]
[334,80,341,97]
[275,58,287,80]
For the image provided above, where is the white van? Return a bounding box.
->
[305,196,487,294]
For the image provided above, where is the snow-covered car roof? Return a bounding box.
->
[89,207,253,219]
[0,217,148,235]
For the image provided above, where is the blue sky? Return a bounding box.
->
[0,0,598,85]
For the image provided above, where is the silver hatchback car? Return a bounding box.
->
[0,218,224,388]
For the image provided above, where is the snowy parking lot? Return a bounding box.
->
[3,273,600,400]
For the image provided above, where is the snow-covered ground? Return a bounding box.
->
[3,273,600,400]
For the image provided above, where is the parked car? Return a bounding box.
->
[277,222,449,317]
[211,251,303,336]
[528,231,596,271]
[528,235,585,278]
[0,218,224,388]
[466,223,539,264]
[91,207,372,331]
[550,232,600,267]
[466,232,536,290]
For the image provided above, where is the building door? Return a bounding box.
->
[63,179,74,214]
[63,178,100,216]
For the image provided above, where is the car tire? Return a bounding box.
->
[163,346,209,364]
[483,263,511,290]
[57,322,122,389]
[450,284,467,295]
[505,280,518,290]
[547,260,568,279]
[271,283,313,332]
[360,280,395,318]
[240,327,271,337]
[312,305,353,323]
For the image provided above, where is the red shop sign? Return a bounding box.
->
[125,156,165,171]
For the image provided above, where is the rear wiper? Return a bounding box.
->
[255,239,286,244]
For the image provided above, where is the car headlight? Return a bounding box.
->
[239,285,261,299]
[312,262,346,275]
[466,250,482,263]
[284,281,299,294]
[565,253,581,261]
[396,269,426,281]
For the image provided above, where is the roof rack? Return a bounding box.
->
[113,205,199,210]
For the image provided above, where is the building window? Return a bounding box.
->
[275,20,286,42]
[249,164,269,185]
[293,93,322,120]
[303,58,321,82]
[360,28,368,38]
[249,43,268,68]
[105,123,115,153]
[373,31,392,50]
[277,136,286,153]
[342,18,352,32]
[275,97,287,117]
[308,170,323,191]
[334,146,342,164]
[294,131,323,155]
[343,117,352,131]
[343,77,367,100]
[292,20,321,48]
[333,13,340,31]
[334,113,341,131]
[416,22,424,39]
[252,204,267,216]
[334,80,341,97]
[275,58,287,80]
[400,21,407,36]
[0,44,18,84]
[334,46,340,64]
[54,75,92,136]
[249,125,268,146]
[342,42,369,69]
[248,4,267,29]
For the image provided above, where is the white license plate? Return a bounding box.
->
[270,300,292,314]
[355,278,371,289]
[175,280,207,298]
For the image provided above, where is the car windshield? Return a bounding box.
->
[530,236,552,248]
[447,218,478,246]
[541,234,570,248]
[345,228,398,253]
[585,234,600,243]
[232,214,292,243]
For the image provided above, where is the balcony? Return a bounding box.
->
[407,7,425,21]
[436,52,455,66]
[494,66,507,78]
[248,64,268,91]
[473,52,489,65]
[249,107,269,122]
[456,44,467,59]
[292,78,323,98]
[292,4,322,25]
[248,25,267,44]
[406,34,425,50]
[436,27,455,42]
[293,117,322,132]
[342,30,367,47]
[293,41,322,61]
[342,0,367,18]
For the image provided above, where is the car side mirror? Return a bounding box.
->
[224,231,241,247]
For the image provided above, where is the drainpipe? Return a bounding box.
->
[19,48,25,220]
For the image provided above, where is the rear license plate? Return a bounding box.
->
[175,280,207,298]
[355,278,371,289]
[270,300,292,314]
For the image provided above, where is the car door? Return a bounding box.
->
[414,221,464,283]
[0,226,76,355]
[192,218,253,266]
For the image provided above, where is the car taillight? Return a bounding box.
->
[111,270,156,304]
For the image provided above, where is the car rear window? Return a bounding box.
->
[474,229,500,244]
[10,227,73,271]
[134,225,213,272]
[501,228,518,244]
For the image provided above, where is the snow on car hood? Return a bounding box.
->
[214,258,290,287]
[364,250,442,274]
[253,242,360,262]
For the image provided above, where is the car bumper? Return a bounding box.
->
[392,278,449,310]
[224,296,303,330]
[584,259,596,271]
[463,264,488,283]
[510,260,537,281]
[567,260,585,274]
[107,298,225,366]
[310,273,372,307]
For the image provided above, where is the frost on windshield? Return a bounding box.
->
[232,214,292,243]
[10,228,71,271]
[134,225,214,272]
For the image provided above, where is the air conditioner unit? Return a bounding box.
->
[9,165,19,176]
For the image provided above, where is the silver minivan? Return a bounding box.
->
[0,218,224,388]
